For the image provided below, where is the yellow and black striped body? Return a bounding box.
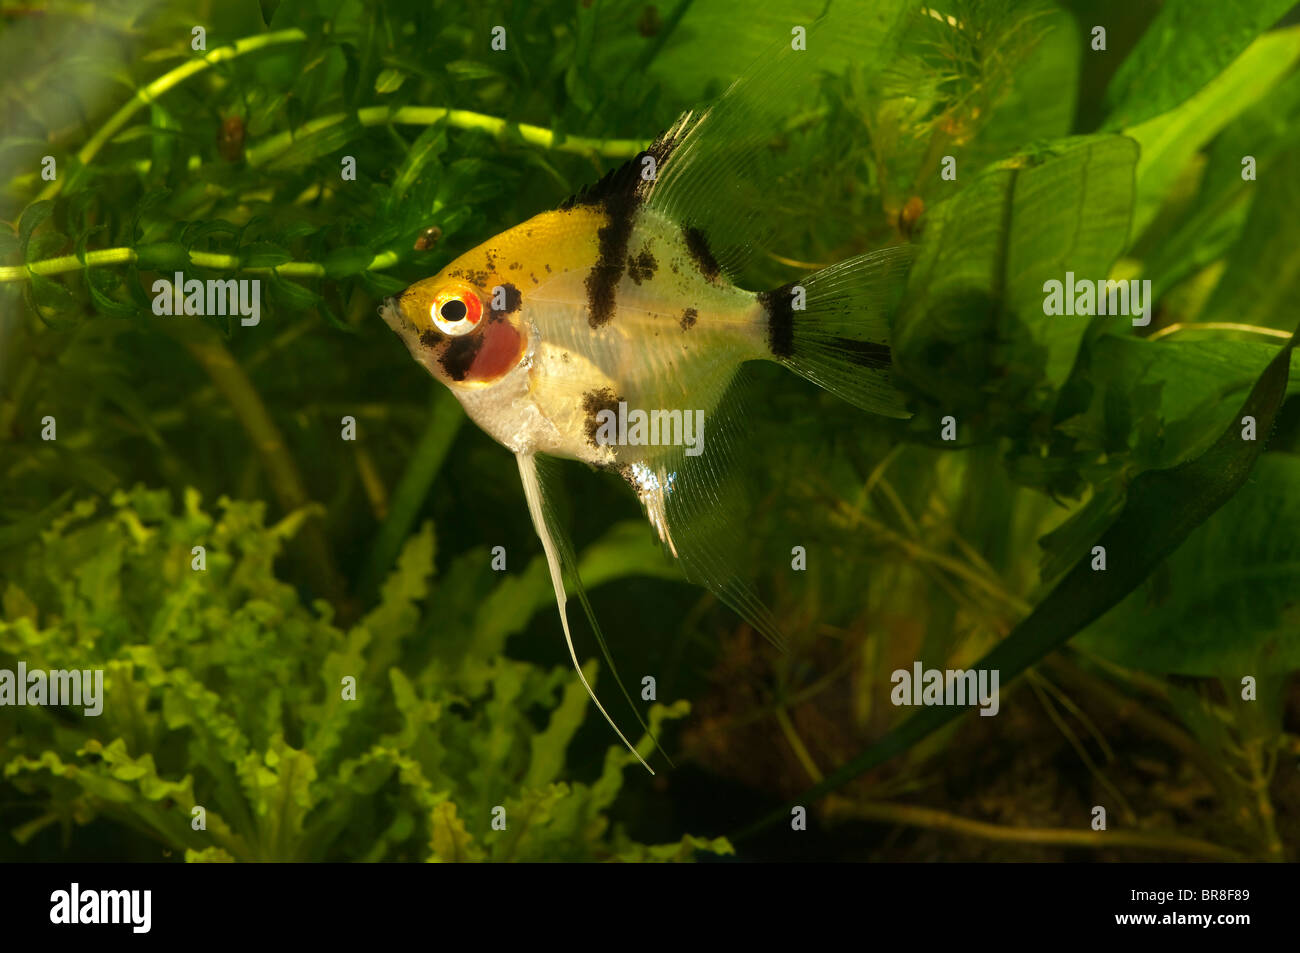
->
[382,197,769,470]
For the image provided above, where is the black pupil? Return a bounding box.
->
[440,298,468,322]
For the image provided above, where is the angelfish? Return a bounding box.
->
[381,24,914,771]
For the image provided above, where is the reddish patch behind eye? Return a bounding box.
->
[464,317,522,382]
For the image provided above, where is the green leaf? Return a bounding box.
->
[28,273,77,314]
[76,225,139,319]
[1079,453,1300,675]
[386,123,446,214]
[18,200,54,261]
[1103,2,1297,129]
[359,270,407,296]
[651,0,920,103]
[108,124,188,146]
[28,231,69,262]
[896,135,1139,396]
[268,273,321,310]
[130,188,171,244]
[444,60,503,82]
[1122,27,1300,238]
[428,801,486,862]
[373,67,406,94]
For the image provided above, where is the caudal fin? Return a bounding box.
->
[758,245,915,419]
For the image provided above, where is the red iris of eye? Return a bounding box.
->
[456,294,482,324]
[441,295,483,325]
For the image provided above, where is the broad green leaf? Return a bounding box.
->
[1103,1,1297,129]
[651,0,922,103]
[896,135,1139,394]
[1123,27,1300,238]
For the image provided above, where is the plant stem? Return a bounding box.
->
[1044,653,1232,796]
[35,29,310,202]
[1147,322,1294,342]
[822,795,1245,861]
[0,248,400,283]
[246,105,645,168]
[775,706,824,785]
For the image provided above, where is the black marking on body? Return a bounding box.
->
[450,267,489,287]
[558,124,686,328]
[680,307,698,331]
[585,210,634,328]
[509,260,521,270]
[682,225,721,284]
[495,282,522,315]
[627,247,658,285]
[439,334,484,382]
[419,329,444,348]
[758,282,796,358]
[582,387,623,447]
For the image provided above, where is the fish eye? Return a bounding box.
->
[431,285,483,336]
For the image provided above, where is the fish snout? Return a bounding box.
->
[379,295,404,332]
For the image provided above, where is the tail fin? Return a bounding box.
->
[758,245,915,419]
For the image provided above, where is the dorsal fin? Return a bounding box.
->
[557,112,698,212]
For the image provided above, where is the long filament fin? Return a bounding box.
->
[515,452,654,775]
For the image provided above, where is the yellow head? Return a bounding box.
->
[380,242,529,389]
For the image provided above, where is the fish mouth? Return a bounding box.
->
[379,295,405,333]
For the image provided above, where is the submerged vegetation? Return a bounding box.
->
[2,0,1300,861]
